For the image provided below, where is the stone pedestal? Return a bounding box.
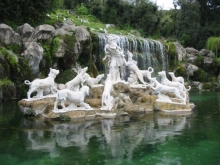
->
[154,100,192,112]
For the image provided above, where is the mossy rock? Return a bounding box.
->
[194,55,204,68]
[176,63,187,78]
[55,69,77,84]
[164,41,177,59]
[0,48,14,78]
[57,35,78,70]
[0,79,16,101]
[213,83,220,91]
[190,68,207,82]
[202,83,212,91]
[5,44,21,55]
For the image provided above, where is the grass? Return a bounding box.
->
[44,9,143,37]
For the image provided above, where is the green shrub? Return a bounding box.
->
[76,4,88,15]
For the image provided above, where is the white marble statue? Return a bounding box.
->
[126,51,154,86]
[158,71,190,91]
[158,70,191,101]
[149,77,186,104]
[24,68,60,99]
[102,35,126,82]
[168,72,184,84]
[65,67,89,91]
[84,73,104,87]
[100,74,114,110]
[127,71,139,85]
[53,86,91,112]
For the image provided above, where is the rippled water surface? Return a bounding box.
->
[0,92,220,165]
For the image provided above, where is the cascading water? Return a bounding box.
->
[97,33,167,79]
[154,40,167,71]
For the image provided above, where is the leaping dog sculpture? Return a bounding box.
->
[149,77,186,104]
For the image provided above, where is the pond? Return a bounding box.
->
[0,92,220,165]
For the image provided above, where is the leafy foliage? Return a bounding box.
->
[0,0,63,26]
[206,37,220,57]
[76,3,89,15]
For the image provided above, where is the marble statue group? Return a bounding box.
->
[24,34,191,113]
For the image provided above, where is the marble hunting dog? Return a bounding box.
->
[126,51,154,85]
[24,68,59,99]
[149,77,186,104]
[54,86,91,111]
[158,70,191,101]
[84,74,104,87]
[168,72,184,84]
[65,67,89,91]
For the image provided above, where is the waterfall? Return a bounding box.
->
[154,40,167,71]
[97,33,167,76]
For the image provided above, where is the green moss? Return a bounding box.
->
[198,69,207,82]
[60,114,70,122]
[214,57,220,67]
[163,41,178,70]
[0,78,16,100]
[0,47,18,78]
[51,37,60,56]
[195,55,204,68]
[58,35,77,70]
[203,83,212,90]
[56,69,76,84]
[14,57,32,98]
[7,52,17,68]
[176,63,187,78]
[5,44,21,54]
[90,61,99,77]
[39,40,53,75]
[191,68,207,82]
[24,109,36,117]
[0,53,10,78]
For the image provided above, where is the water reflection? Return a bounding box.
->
[22,112,192,160]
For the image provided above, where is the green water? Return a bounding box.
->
[0,92,220,165]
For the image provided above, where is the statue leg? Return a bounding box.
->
[112,66,121,81]
[80,102,91,109]
[60,100,68,110]
[27,87,37,99]
[110,67,116,81]
[54,99,59,110]
[36,89,43,98]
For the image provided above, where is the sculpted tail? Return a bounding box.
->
[185,86,191,91]
[148,67,154,73]
[24,80,31,85]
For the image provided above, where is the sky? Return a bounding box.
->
[151,0,175,10]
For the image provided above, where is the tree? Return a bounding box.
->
[0,0,63,26]
[206,37,220,57]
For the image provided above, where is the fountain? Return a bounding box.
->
[18,34,194,120]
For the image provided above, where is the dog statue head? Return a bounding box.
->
[158,70,166,77]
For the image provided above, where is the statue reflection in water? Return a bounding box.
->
[23,112,191,160]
